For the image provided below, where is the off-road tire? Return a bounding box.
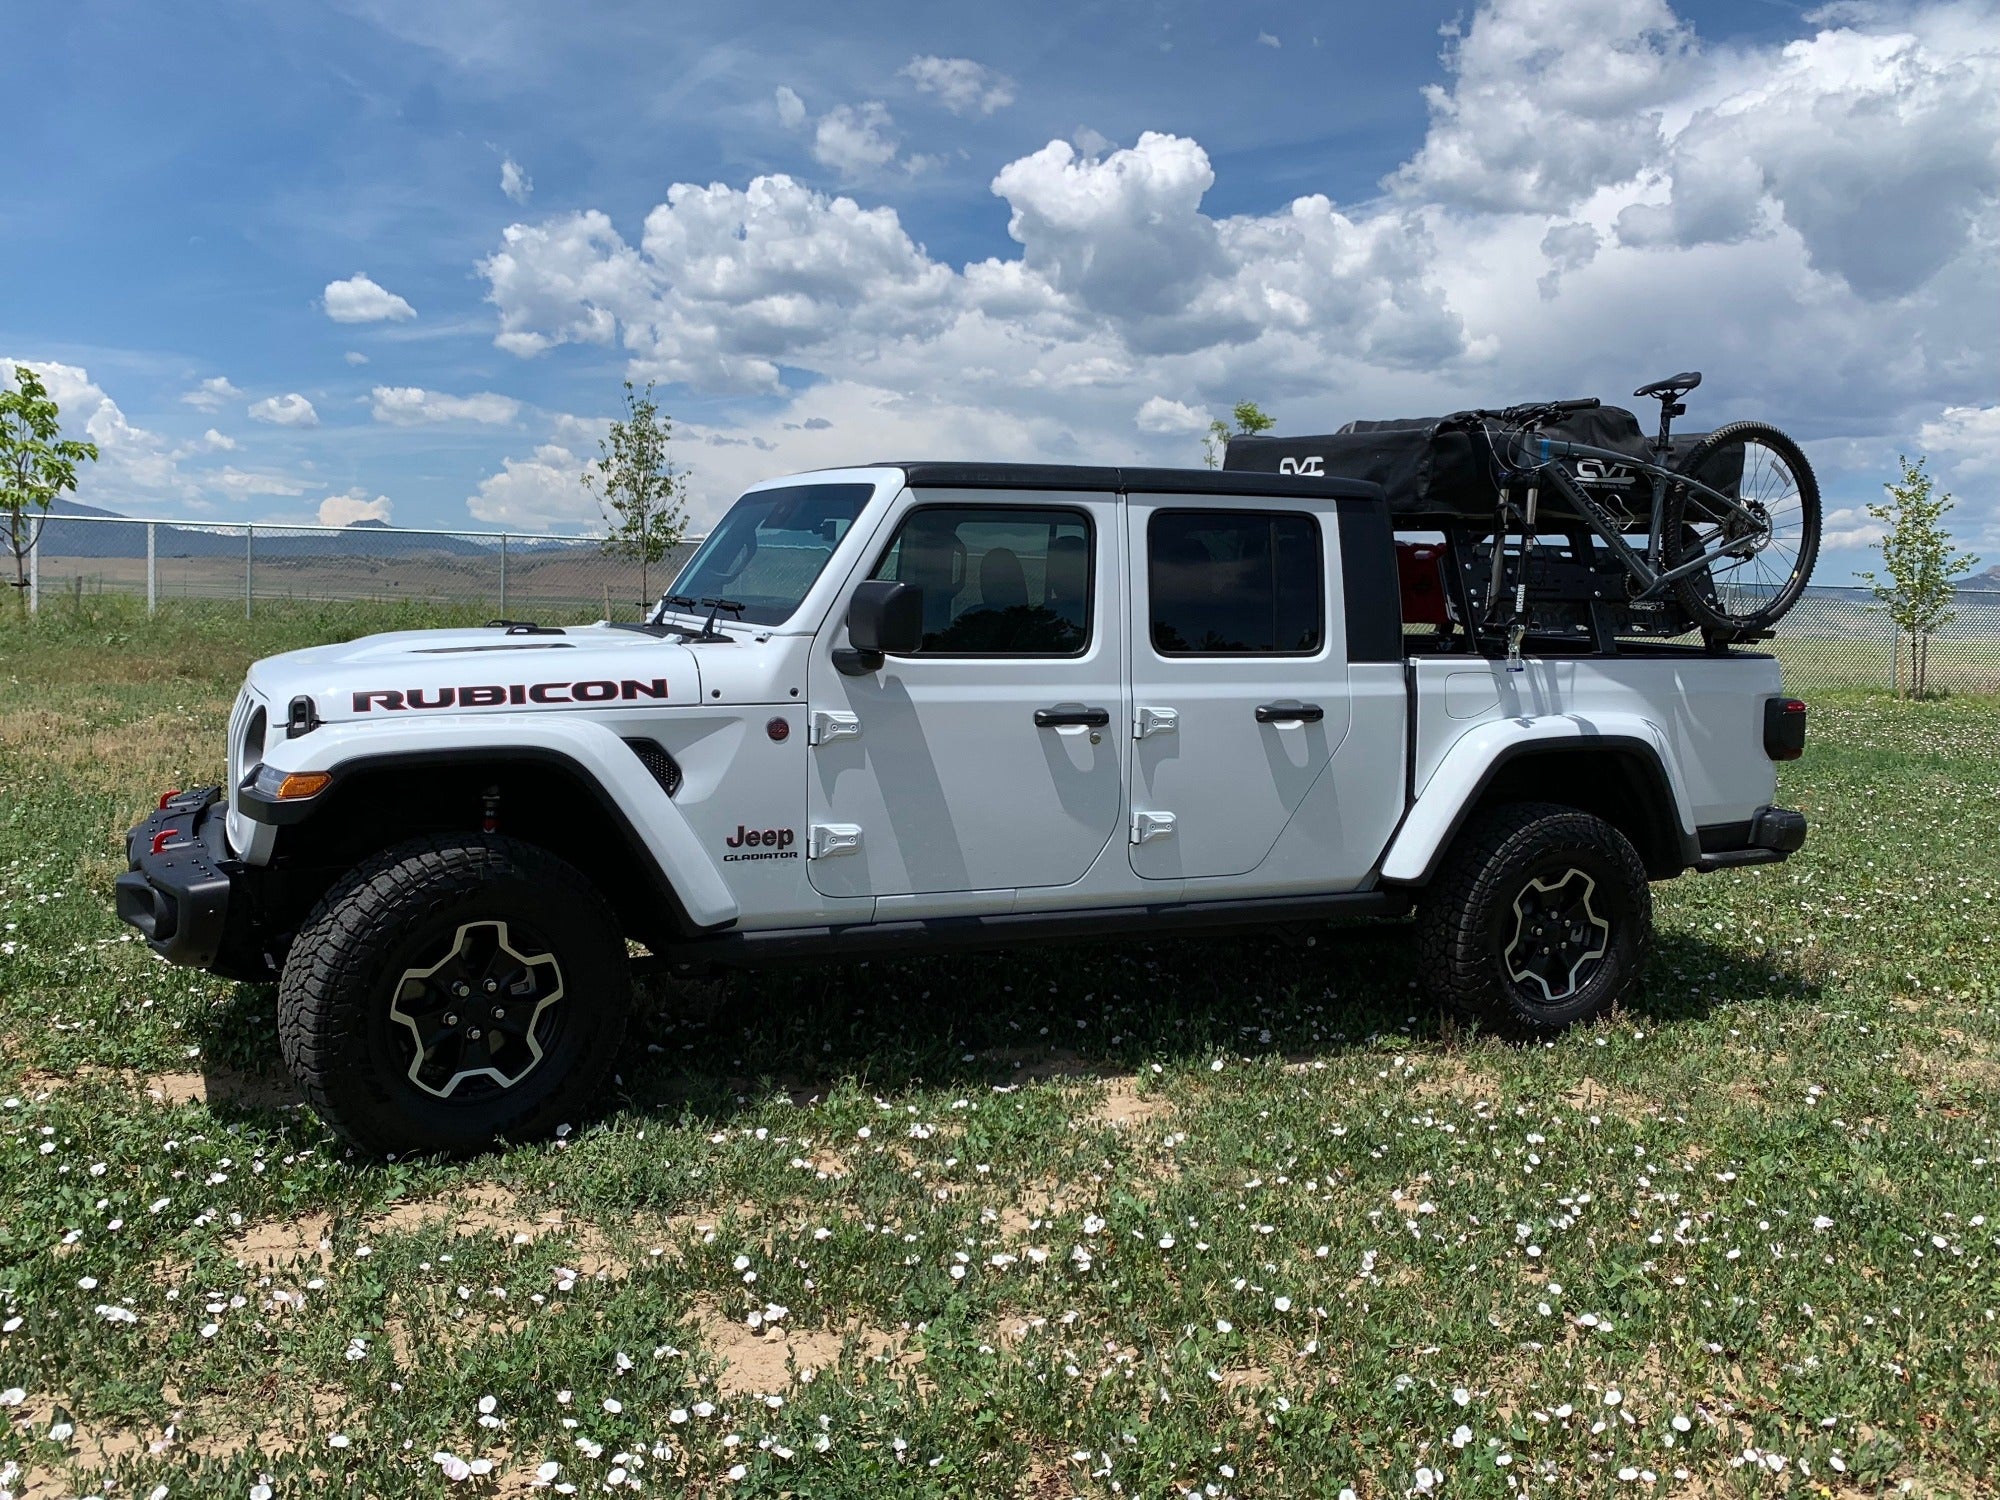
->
[277,835,630,1157]
[1415,802,1650,1032]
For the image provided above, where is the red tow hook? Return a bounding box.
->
[157,789,183,810]
[150,829,189,855]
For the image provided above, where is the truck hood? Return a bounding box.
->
[243,624,702,724]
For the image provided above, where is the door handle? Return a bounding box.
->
[1255,700,1324,724]
[1034,705,1111,729]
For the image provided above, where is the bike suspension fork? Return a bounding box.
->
[1505,483,1538,671]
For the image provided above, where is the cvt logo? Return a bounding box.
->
[1277,456,1325,476]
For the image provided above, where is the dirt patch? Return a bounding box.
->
[1559,1075,1655,1120]
[143,1068,298,1112]
[221,1183,626,1276]
[1088,1076,1172,1131]
[686,1298,918,1397]
[3,1064,296,1114]
[1409,1057,1505,1106]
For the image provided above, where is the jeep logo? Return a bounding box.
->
[723,825,798,862]
[1278,455,1325,476]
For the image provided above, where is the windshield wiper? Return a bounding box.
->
[698,597,746,640]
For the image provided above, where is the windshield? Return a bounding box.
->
[664,482,875,627]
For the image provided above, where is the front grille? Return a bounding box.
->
[623,738,682,797]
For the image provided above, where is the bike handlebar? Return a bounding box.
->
[1442,396,1601,429]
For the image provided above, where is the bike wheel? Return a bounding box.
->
[1663,421,1821,635]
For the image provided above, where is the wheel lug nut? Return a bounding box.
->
[468,1027,482,1040]
[483,979,499,994]
[491,1006,505,1020]
[453,982,470,998]
[443,1012,459,1026]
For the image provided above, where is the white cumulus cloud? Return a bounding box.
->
[248,393,319,427]
[370,386,522,425]
[1920,405,2000,481]
[181,375,242,411]
[467,443,599,529]
[1391,0,1696,213]
[813,101,904,177]
[774,85,806,129]
[475,0,1999,563]
[318,490,394,527]
[323,273,417,324]
[1135,396,1210,435]
[901,55,1017,115]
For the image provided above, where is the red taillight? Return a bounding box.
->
[1764,697,1807,761]
[157,789,182,810]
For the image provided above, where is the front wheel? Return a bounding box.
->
[277,835,631,1157]
[1664,420,1821,636]
[1415,803,1651,1032]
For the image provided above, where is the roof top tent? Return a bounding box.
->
[1224,409,1732,658]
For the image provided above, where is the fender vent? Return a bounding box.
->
[623,737,683,798]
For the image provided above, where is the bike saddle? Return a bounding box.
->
[1635,371,1702,399]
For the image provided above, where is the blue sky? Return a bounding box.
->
[6,0,1996,582]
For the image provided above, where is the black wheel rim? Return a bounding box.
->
[1503,867,1611,1004]
[389,920,566,1101]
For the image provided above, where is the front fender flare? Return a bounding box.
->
[246,713,739,930]
[1379,715,1696,886]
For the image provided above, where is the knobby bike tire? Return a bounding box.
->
[1663,421,1821,636]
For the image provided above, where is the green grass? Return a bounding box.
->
[2,603,1997,1497]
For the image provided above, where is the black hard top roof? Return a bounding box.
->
[872,461,1383,504]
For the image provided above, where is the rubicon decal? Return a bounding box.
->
[352,679,669,712]
[723,825,798,862]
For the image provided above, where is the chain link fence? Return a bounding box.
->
[20,513,2000,694]
[24,513,702,624]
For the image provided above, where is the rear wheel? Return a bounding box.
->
[278,835,630,1157]
[1415,802,1651,1031]
[1664,420,1821,636]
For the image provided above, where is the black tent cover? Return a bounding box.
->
[1223,405,1703,522]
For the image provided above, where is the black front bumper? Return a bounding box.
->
[1695,804,1808,872]
[116,787,247,971]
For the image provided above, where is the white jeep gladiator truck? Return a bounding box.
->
[117,463,1807,1155]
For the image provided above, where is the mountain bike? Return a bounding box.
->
[1441,372,1822,650]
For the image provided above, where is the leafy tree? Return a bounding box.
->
[584,380,690,613]
[2,365,99,611]
[1858,455,1978,698]
[1202,400,1276,469]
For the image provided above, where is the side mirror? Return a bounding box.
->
[837,580,923,674]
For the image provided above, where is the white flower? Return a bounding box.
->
[0,1388,25,1407]
[1082,1214,1106,1235]
[728,1463,748,1480]
[94,1304,138,1324]
[1453,1387,1471,1406]
[535,1461,561,1482]
[433,1450,472,1480]
[1273,1296,1291,1313]
[1414,1466,1437,1492]
[250,1485,273,1500]
[1451,1424,1472,1448]
[478,1394,497,1415]
[329,1434,351,1448]
[1604,1388,1623,1406]
[603,1398,623,1414]
[1215,1319,1233,1334]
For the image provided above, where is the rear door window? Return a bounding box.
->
[1148,510,1323,655]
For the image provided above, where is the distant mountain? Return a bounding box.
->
[33,499,595,560]
[1962,565,2000,593]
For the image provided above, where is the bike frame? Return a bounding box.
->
[1492,431,1767,598]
